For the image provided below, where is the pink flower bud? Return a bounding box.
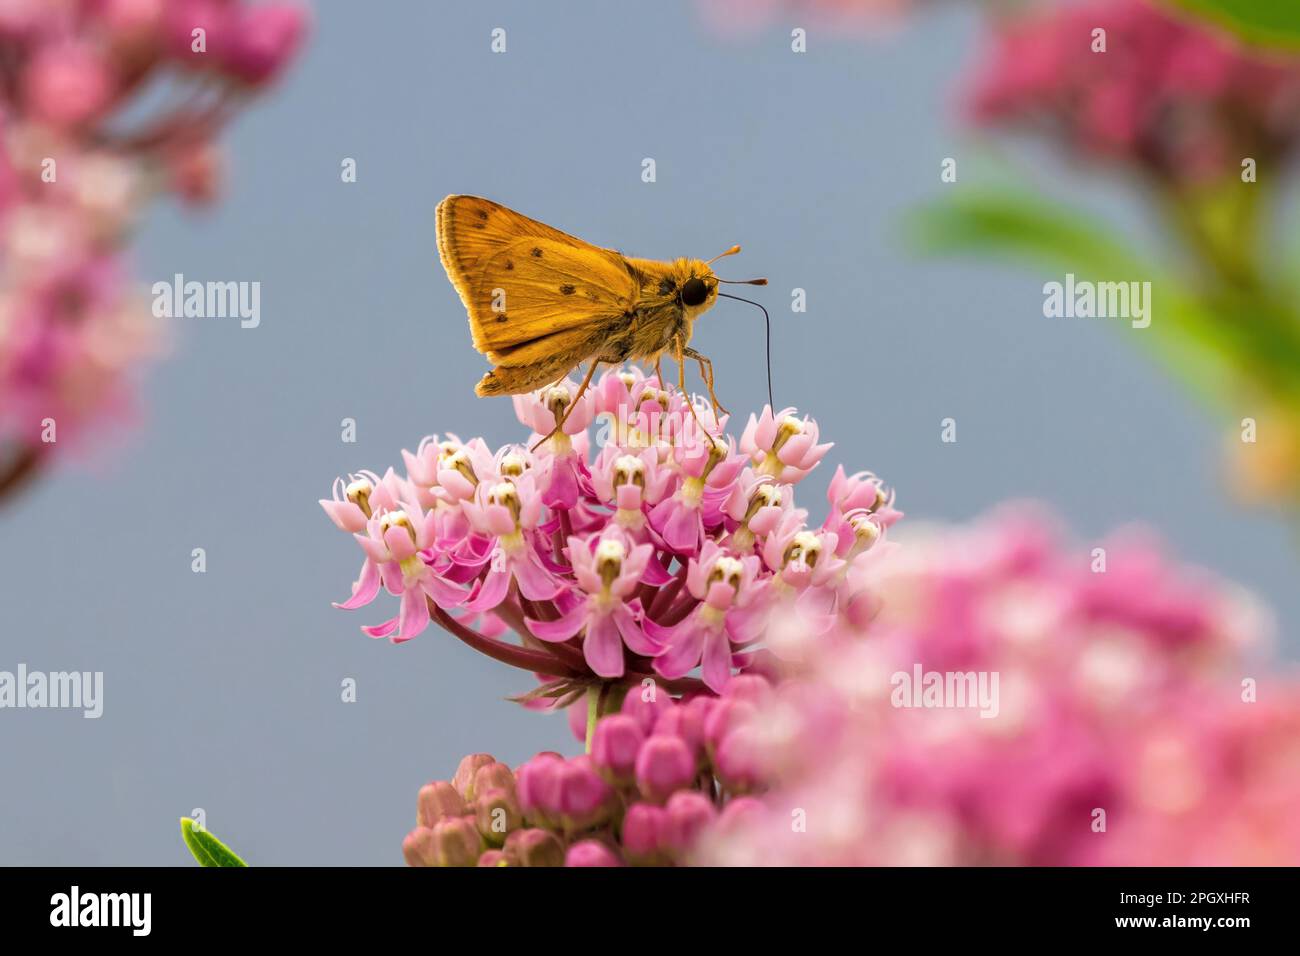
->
[474,787,523,847]
[717,795,766,831]
[431,816,484,867]
[621,802,667,862]
[23,42,114,128]
[504,827,565,867]
[663,790,717,856]
[654,705,706,758]
[621,687,673,735]
[713,725,766,794]
[451,753,497,801]
[557,756,615,829]
[590,714,646,783]
[164,0,232,61]
[100,0,166,52]
[401,826,437,867]
[724,674,772,705]
[635,734,697,803]
[473,761,518,798]
[222,3,309,85]
[417,780,467,828]
[516,752,565,822]
[565,839,623,867]
[704,698,757,752]
[477,849,508,867]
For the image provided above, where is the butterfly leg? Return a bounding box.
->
[530,360,600,453]
[672,336,710,441]
[683,347,728,418]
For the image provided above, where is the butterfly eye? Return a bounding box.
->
[680,277,709,307]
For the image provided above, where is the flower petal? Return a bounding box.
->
[334,558,380,610]
[527,600,588,642]
[615,604,661,657]
[514,551,561,601]
[662,503,701,553]
[421,574,467,610]
[395,587,431,642]
[640,555,675,587]
[701,628,733,692]
[464,567,510,612]
[361,616,399,639]
[584,613,625,678]
[654,620,705,679]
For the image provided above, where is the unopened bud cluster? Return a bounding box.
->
[404,676,774,866]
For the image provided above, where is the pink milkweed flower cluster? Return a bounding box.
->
[322,368,899,696]
[965,0,1300,184]
[404,677,776,867]
[0,1,308,498]
[696,506,1300,866]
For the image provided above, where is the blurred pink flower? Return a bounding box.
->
[23,42,114,129]
[221,3,309,85]
[695,506,1297,866]
[0,1,311,500]
[697,0,914,38]
[965,0,1300,184]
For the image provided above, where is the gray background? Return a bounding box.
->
[2,0,1295,865]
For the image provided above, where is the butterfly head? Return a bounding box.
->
[673,246,767,317]
[672,260,721,318]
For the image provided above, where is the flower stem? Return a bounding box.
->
[585,685,600,754]
[0,446,41,507]
[427,600,581,678]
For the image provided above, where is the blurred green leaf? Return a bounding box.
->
[1167,1,1300,47]
[910,190,1140,276]
[906,190,1241,409]
[181,817,248,867]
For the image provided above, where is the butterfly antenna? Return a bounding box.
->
[717,292,775,411]
[706,245,742,265]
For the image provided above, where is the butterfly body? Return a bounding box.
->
[436,195,727,398]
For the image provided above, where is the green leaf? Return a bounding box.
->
[1165,0,1300,48]
[906,190,1241,408]
[909,190,1139,276]
[180,817,248,867]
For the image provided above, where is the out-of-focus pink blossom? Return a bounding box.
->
[696,0,915,39]
[221,3,309,86]
[696,506,1298,866]
[965,0,1300,184]
[0,1,310,501]
[23,42,114,129]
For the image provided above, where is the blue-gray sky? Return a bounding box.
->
[2,0,1295,866]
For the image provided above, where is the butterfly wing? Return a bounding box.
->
[436,195,640,369]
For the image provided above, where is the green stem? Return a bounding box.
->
[585,685,600,754]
